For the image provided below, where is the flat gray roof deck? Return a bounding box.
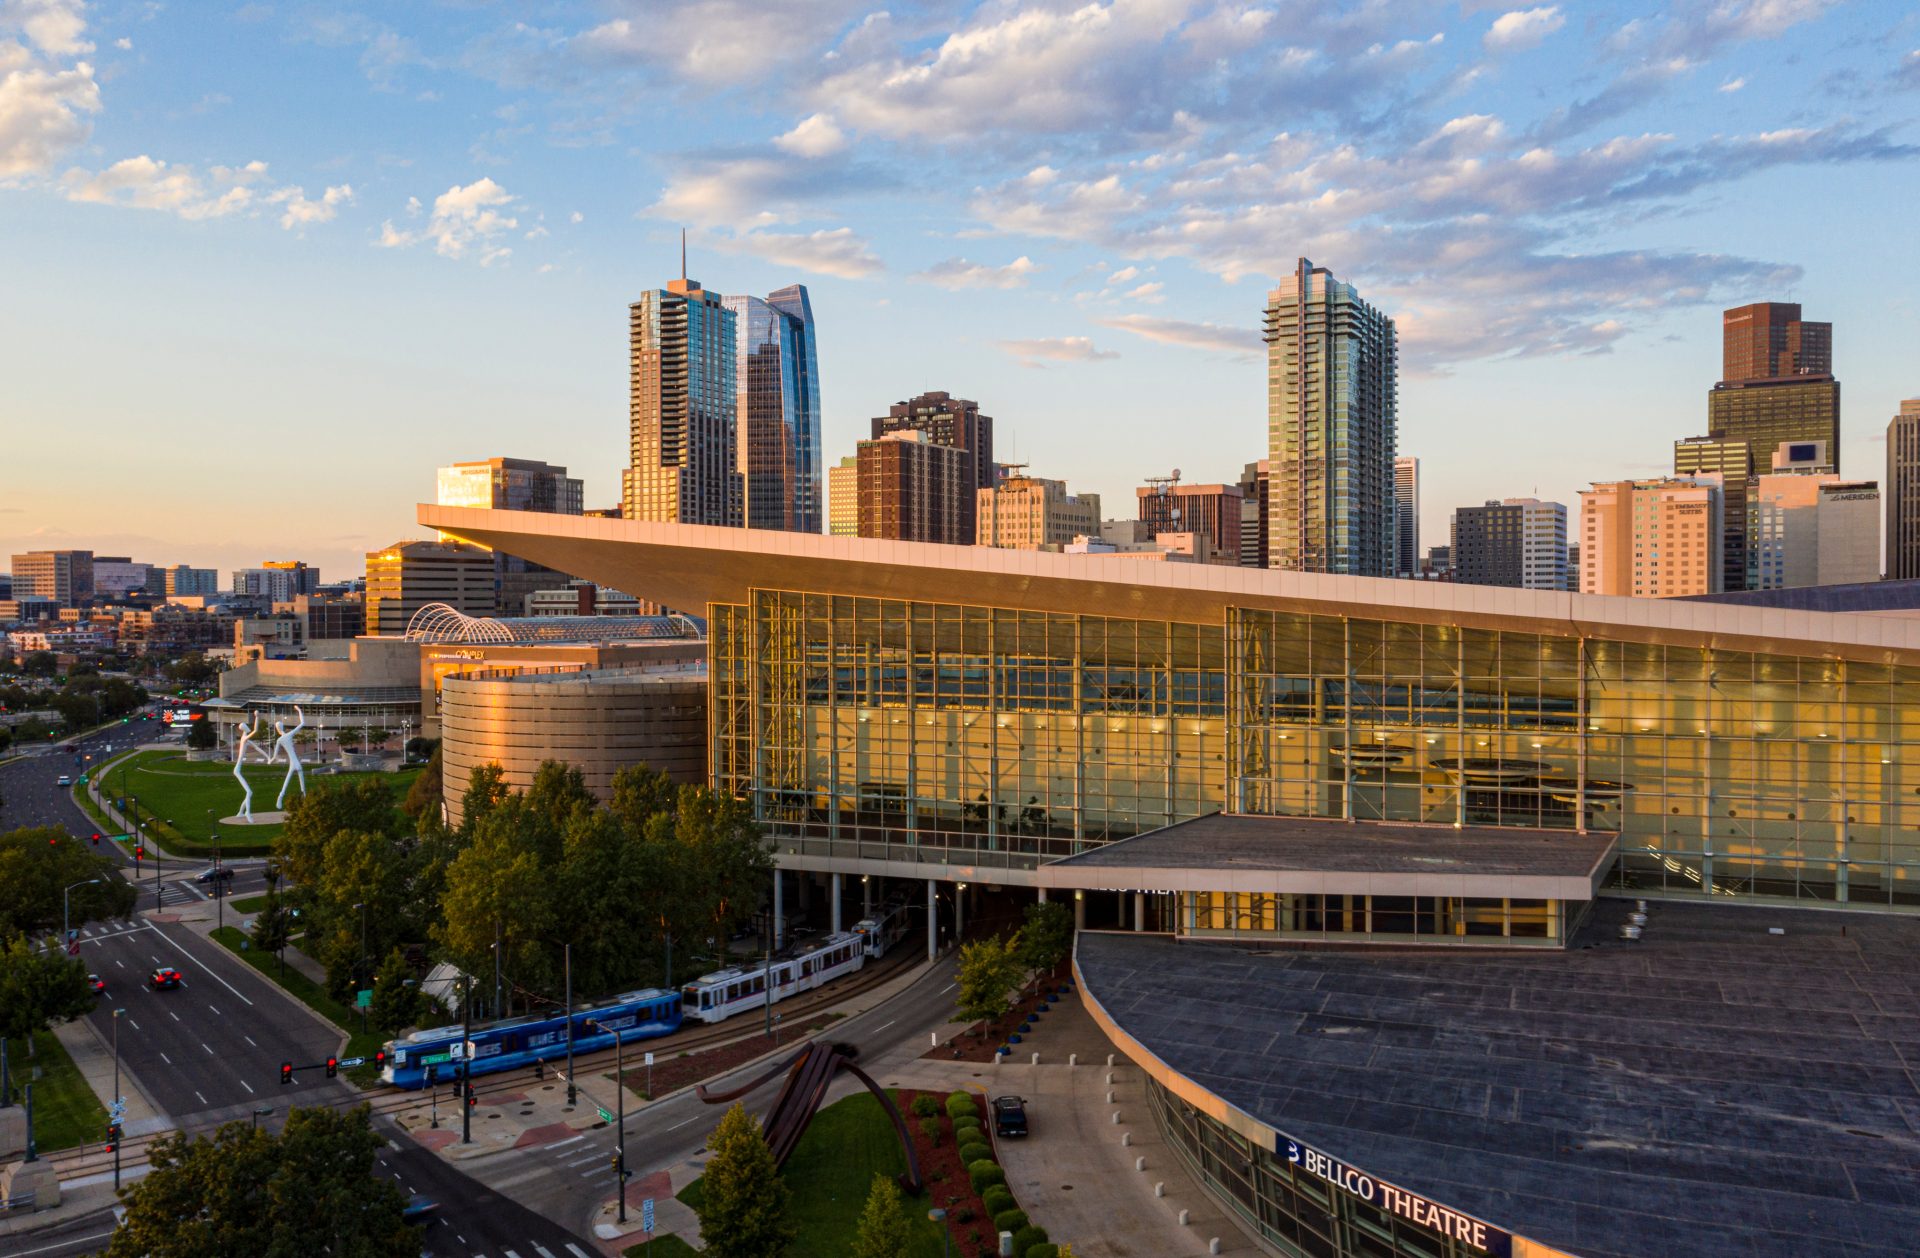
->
[1045,813,1617,902]
[1078,901,1920,1258]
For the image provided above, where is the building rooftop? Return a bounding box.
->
[1077,901,1920,1258]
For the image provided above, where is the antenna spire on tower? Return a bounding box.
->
[680,227,687,281]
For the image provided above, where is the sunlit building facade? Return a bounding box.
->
[723,285,823,534]
[624,277,740,526]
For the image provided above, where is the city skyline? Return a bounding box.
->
[4,2,1919,580]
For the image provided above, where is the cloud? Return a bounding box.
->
[569,0,872,87]
[0,54,98,176]
[774,112,846,158]
[997,335,1119,368]
[3,0,92,57]
[1898,50,1920,92]
[650,149,884,227]
[380,177,521,264]
[912,255,1039,290]
[270,181,353,230]
[1098,314,1263,355]
[1718,76,1746,93]
[1484,7,1564,52]
[60,155,265,218]
[703,225,883,280]
[1124,280,1165,302]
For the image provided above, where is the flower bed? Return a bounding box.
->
[901,1088,1001,1258]
[930,963,1076,1064]
[616,1012,842,1099]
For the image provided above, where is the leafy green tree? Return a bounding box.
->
[457,762,510,835]
[164,654,218,687]
[609,763,678,836]
[400,746,442,821]
[250,878,293,979]
[956,935,1022,1028]
[22,652,56,678]
[367,949,426,1035]
[0,934,95,1056]
[313,828,412,996]
[696,1103,794,1258]
[0,826,135,937]
[273,777,403,889]
[434,807,554,1014]
[1015,900,1074,977]
[852,1172,912,1258]
[186,717,217,750]
[106,1104,415,1258]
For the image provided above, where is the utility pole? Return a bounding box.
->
[564,943,575,1107]
[111,1008,124,1190]
[210,811,222,933]
[492,918,502,1020]
[763,913,774,1040]
[354,902,368,1033]
[63,878,100,951]
[586,1018,630,1224]
[460,973,473,1145]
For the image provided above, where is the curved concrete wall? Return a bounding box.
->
[440,668,706,828]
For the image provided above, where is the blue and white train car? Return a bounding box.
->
[680,931,865,1024]
[852,899,914,959]
[379,987,681,1089]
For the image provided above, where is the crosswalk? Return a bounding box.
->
[430,1239,594,1258]
[525,1132,623,1181]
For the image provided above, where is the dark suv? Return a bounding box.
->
[992,1095,1028,1138]
[195,867,235,885]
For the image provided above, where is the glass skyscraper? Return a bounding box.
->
[624,276,740,527]
[1265,258,1397,576]
[724,285,823,534]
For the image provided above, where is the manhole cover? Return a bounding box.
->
[1061,1185,1074,1191]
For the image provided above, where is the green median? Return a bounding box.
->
[208,926,386,1086]
[16,1028,109,1153]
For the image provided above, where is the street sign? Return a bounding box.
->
[354,989,372,1009]
[644,1052,654,1067]
[337,1056,367,1068]
[641,1198,655,1232]
[596,1107,614,1123]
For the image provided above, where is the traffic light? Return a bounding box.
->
[373,1049,387,1070]
[325,1057,338,1078]
[91,833,101,847]
[280,1062,293,1086]
[609,1153,622,1178]
[134,845,144,861]
[48,835,57,847]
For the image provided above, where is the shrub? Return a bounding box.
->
[1026,1247,1060,1258]
[919,1117,942,1145]
[968,1160,1006,1194]
[982,1185,1015,1216]
[993,1208,1029,1233]
[1012,1224,1050,1257]
[953,1205,975,1224]
[945,1092,980,1120]
[910,1094,942,1119]
[952,1115,983,1136]
[958,1141,992,1166]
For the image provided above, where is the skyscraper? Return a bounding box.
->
[979,474,1101,549]
[438,457,584,516]
[1707,301,1840,492]
[723,284,823,533]
[624,272,740,526]
[1393,456,1420,578]
[1722,302,1831,381]
[1887,401,1920,581]
[1674,437,1754,590]
[1237,460,1270,568]
[1264,258,1397,575]
[871,392,994,540]
[827,455,859,538]
[364,540,495,635]
[9,550,93,607]
[855,430,970,545]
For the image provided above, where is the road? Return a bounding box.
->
[3,715,600,1258]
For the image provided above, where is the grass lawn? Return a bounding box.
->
[229,894,269,914]
[209,926,386,1085]
[678,1092,952,1258]
[89,751,422,857]
[623,1236,700,1258]
[20,1028,108,1153]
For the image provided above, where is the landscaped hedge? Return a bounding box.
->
[968,1159,1006,1193]
[945,1091,980,1120]
[992,1208,1029,1234]
[910,1094,942,1118]
[982,1184,1015,1216]
[959,1140,992,1166]
[1025,1247,1060,1258]
[953,1114,983,1137]
[1012,1224,1050,1257]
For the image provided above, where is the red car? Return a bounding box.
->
[88,973,106,995]
[148,967,182,990]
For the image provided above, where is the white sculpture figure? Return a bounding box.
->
[268,706,308,810]
[232,715,269,822]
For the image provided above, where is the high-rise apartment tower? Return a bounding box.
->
[723,285,823,533]
[871,392,994,540]
[1393,457,1420,578]
[1264,258,1397,575]
[624,272,740,526]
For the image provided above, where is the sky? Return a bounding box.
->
[2,0,1918,582]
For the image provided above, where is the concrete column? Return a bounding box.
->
[1134,892,1145,932]
[862,876,872,918]
[956,884,965,941]
[1074,891,1086,930]
[1038,887,1048,903]
[798,872,813,916]
[926,878,938,961]
[830,873,842,934]
[773,872,785,949]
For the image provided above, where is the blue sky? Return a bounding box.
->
[2,0,1917,580]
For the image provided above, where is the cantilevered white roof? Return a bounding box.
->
[418,504,1920,664]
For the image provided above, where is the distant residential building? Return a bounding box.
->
[827,455,860,538]
[364,540,495,636]
[1580,478,1723,598]
[1137,483,1242,564]
[855,430,970,545]
[624,273,740,526]
[161,566,218,598]
[979,474,1101,549]
[1423,544,1453,580]
[871,392,994,540]
[10,550,93,607]
[297,595,365,640]
[232,562,321,604]
[10,626,113,654]
[723,285,823,533]
[1237,460,1269,568]
[1674,437,1755,591]
[1393,457,1420,578]
[1451,499,1568,590]
[1264,257,1397,575]
[1064,525,1209,563]
[1887,400,1920,580]
[0,596,59,624]
[114,607,235,655]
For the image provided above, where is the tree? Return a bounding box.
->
[106,1104,416,1258]
[164,654,218,687]
[250,875,293,978]
[956,935,1022,1028]
[695,1103,794,1258]
[400,746,442,821]
[0,933,94,1052]
[0,825,135,937]
[853,1172,912,1258]
[22,652,56,678]
[186,717,217,750]
[274,777,404,889]
[367,949,425,1035]
[1014,900,1073,978]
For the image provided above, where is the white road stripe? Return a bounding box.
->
[505,1250,524,1258]
[667,1116,696,1130]
[545,1134,586,1151]
[242,1079,254,1094]
[201,1041,214,1056]
[168,1011,179,1022]
[114,958,125,969]
[195,1090,206,1105]
[244,1035,257,1047]
[149,927,254,1006]
[6,1229,118,1256]
[207,1002,220,1015]
[565,1246,591,1258]
[160,1052,170,1065]
[127,1019,140,1031]
[562,1153,600,1168]
[533,1245,555,1258]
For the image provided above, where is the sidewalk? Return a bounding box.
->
[53,1015,167,1137]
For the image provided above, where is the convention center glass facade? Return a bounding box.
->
[711,588,1920,909]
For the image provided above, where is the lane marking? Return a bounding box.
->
[242,1079,254,1094]
[195,1090,207,1105]
[244,1034,257,1047]
[877,1019,896,1031]
[159,1052,171,1065]
[566,1246,591,1258]
[667,1116,697,1131]
[168,1011,179,1022]
[114,958,126,969]
[207,1002,220,1016]
[534,1245,556,1258]
[201,1041,215,1056]
[562,1153,600,1168]
[127,1019,140,1031]
[7,1230,118,1257]
[545,1134,585,1151]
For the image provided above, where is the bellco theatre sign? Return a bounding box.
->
[1282,1135,1512,1257]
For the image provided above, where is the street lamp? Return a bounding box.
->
[928,1208,950,1258]
[62,879,101,950]
[250,1106,274,1131]
[207,809,223,932]
[352,903,368,1032]
[584,1017,630,1224]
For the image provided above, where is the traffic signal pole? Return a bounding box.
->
[461,973,473,1146]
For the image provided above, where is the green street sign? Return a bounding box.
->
[355,989,373,1008]
[596,1107,614,1123]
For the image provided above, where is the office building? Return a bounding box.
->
[10,549,93,607]
[855,430,970,545]
[1888,400,1920,580]
[623,272,740,526]
[1264,257,1397,575]
[1747,441,1878,589]
[1236,460,1269,568]
[1393,456,1420,578]
[524,582,643,617]
[1708,374,1842,476]
[437,458,584,517]
[364,540,496,636]
[232,562,322,604]
[1450,498,1567,590]
[91,558,152,598]
[1136,482,1242,563]
[1673,436,1754,590]
[1423,543,1452,580]
[723,285,822,534]
[871,392,993,539]
[827,455,859,538]
[1579,477,1723,597]
[161,565,218,598]
[1721,301,1831,381]
[978,473,1101,549]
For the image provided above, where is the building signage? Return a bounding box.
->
[1282,1135,1511,1258]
